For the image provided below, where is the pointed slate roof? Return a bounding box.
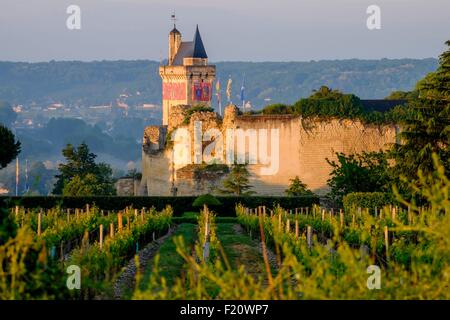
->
[172,25,208,65]
[192,25,208,59]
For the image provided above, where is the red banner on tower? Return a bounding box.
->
[163,82,186,100]
[192,81,212,102]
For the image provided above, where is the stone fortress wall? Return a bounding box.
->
[141,105,397,196]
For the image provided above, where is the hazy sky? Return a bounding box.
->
[0,0,449,62]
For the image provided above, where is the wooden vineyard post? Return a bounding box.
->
[307,226,312,249]
[141,208,145,223]
[295,208,298,215]
[37,209,42,236]
[99,224,103,251]
[278,214,282,233]
[340,209,344,228]
[60,241,64,262]
[392,207,396,221]
[134,209,138,220]
[321,209,325,221]
[204,208,209,244]
[408,206,412,225]
[86,204,90,215]
[295,220,299,239]
[384,226,389,262]
[15,206,19,218]
[118,212,123,232]
[21,210,25,227]
[286,219,290,233]
[82,230,89,250]
[110,223,114,239]
[263,206,266,217]
[76,208,79,221]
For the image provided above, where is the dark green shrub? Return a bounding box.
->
[343,192,394,214]
[193,194,221,207]
[1,195,320,217]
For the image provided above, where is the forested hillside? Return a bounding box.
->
[0,59,437,107]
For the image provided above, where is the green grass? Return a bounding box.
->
[140,223,197,289]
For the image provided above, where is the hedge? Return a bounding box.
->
[343,192,394,214]
[0,195,319,217]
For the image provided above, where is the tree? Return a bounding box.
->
[53,142,116,195]
[384,90,418,100]
[62,173,115,196]
[262,104,292,114]
[285,176,314,196]
[0,124,21,169]
[0,101,17,127]
[326,151,392,204]
[390,41,450,188]
[219,164,255,196]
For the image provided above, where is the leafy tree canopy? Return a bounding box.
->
[62,173,115,196]
[262,104,292,115]
[384,90,418,100]
[326,151,392,205]
[53,142,116,195]
[0,124,21,169]
[390,40,450,189]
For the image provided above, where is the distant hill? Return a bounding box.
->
[0,59,438,108]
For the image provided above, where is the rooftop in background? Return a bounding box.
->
[361,100,407,112]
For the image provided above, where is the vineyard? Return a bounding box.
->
[0,168,449,300]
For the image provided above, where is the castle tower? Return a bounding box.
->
[159,24,216,126]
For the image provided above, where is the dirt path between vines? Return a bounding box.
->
[112,226,178,299]
[217,223,278,284]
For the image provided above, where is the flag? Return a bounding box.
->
[226,78,232,103]
[215,79,221,93]
[24,159,29,193]
[240,79,245,107]
[215,79,222,116]
[15,158,19,196]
